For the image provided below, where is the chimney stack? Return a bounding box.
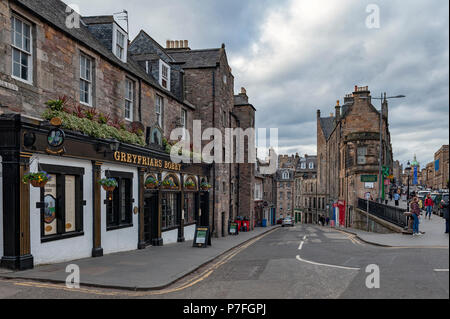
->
[335,100,341,119]
[166,40,190,50]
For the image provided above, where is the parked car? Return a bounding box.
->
[282,217,295,227]
[417,190,431,201]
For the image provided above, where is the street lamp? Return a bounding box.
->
[405,161,411,203]
[361,93,405,203]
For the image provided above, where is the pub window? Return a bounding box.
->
[162,192,179,230]
[106,171,133,230]
[40,164,85,242]
[184,192,196,224]
[11,15,33,83]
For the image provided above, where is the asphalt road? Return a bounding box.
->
[0,225,448,299]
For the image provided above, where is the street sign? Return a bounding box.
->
[365,192,371,200]
[361,175,377,182]
[229,223,238,235]
[365,182,374,189]
[193,226,211,248]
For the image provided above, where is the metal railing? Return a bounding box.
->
[357,198,407,228]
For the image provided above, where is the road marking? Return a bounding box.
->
[303,235,307,240]
[296,255,360,271]
[433,269,449,272]
[298,241,304,250]
[2,228,279,297]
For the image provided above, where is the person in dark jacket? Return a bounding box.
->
[410,196,421,236]
[441,200,449,234]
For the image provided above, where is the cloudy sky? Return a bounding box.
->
[65,0,449,167]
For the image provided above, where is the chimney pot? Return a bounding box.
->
[175,40,179,48]
[241,87,246,95]
[166,40,170,48]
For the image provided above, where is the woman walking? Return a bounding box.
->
[410,196,422,236]
[424,194,434,220]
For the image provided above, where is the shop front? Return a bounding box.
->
[0,114,210,270]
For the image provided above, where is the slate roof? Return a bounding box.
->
[13,0,186,105]
[168,49,222,69]
[319,117,336,140]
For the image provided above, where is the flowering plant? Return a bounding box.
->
[23,172,51,187]
[145,176,160,188]
[200,182,212,191]
[162,179,177,189]
[184,180,196,189]
[98,178,118,191]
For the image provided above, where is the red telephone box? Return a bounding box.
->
[337,200,346,227]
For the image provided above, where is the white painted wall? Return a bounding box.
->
[0,156,3,259]
[101,163,139,255]
[184,224,196,241]
[162,229,178,244]
[29,155,93,266]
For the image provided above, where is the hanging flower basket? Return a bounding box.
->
[145,176,160,190]
[200,182,212,192]
[184,180,196,190]
[162,180,177,190]
[98,178,118,192]
[23,172,51,188]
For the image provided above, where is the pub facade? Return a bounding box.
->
[0,0,221,269]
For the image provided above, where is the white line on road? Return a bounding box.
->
[298,241,304,250]
[303,235,307,240]
[433,269,449,272]
[296,255,360,271]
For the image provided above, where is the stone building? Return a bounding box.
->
[0,0,255,269]
[393,160,403,186]
[294,155,326,223]
[317,86,394,228]
[434,145,449,190]
[275,155,298,219]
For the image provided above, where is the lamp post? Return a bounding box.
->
[361,93,405,203]
[405,161,411,203]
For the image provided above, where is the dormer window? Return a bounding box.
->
[309,162,314,169]
[159,60,171,91]
[282,171,289,180]
[113,24,127,62]
[300,162,306,169]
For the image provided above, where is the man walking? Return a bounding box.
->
[424,194,434,220]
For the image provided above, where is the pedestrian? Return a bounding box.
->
[389,190,393,201]
[326,216,330,226]
[424,194,434,220]
[394,191,400,207]
[441,200,449,234]
[410,196,422,236]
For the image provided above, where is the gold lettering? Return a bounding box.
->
[150,158,154,167]
[114,151,121,161]
[121,152,127,162]
[132,155,137,164]
[159,160,163,168]
[142,157,147,166]
[137,156,142,165]
[127,154,132,163]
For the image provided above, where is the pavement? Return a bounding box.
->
[0,225,280,290]
[339,215,449,248]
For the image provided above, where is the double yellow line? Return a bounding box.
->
[6,229,277,297]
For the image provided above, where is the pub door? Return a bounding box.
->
[199,192,209,227]
[144,192,159,246]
